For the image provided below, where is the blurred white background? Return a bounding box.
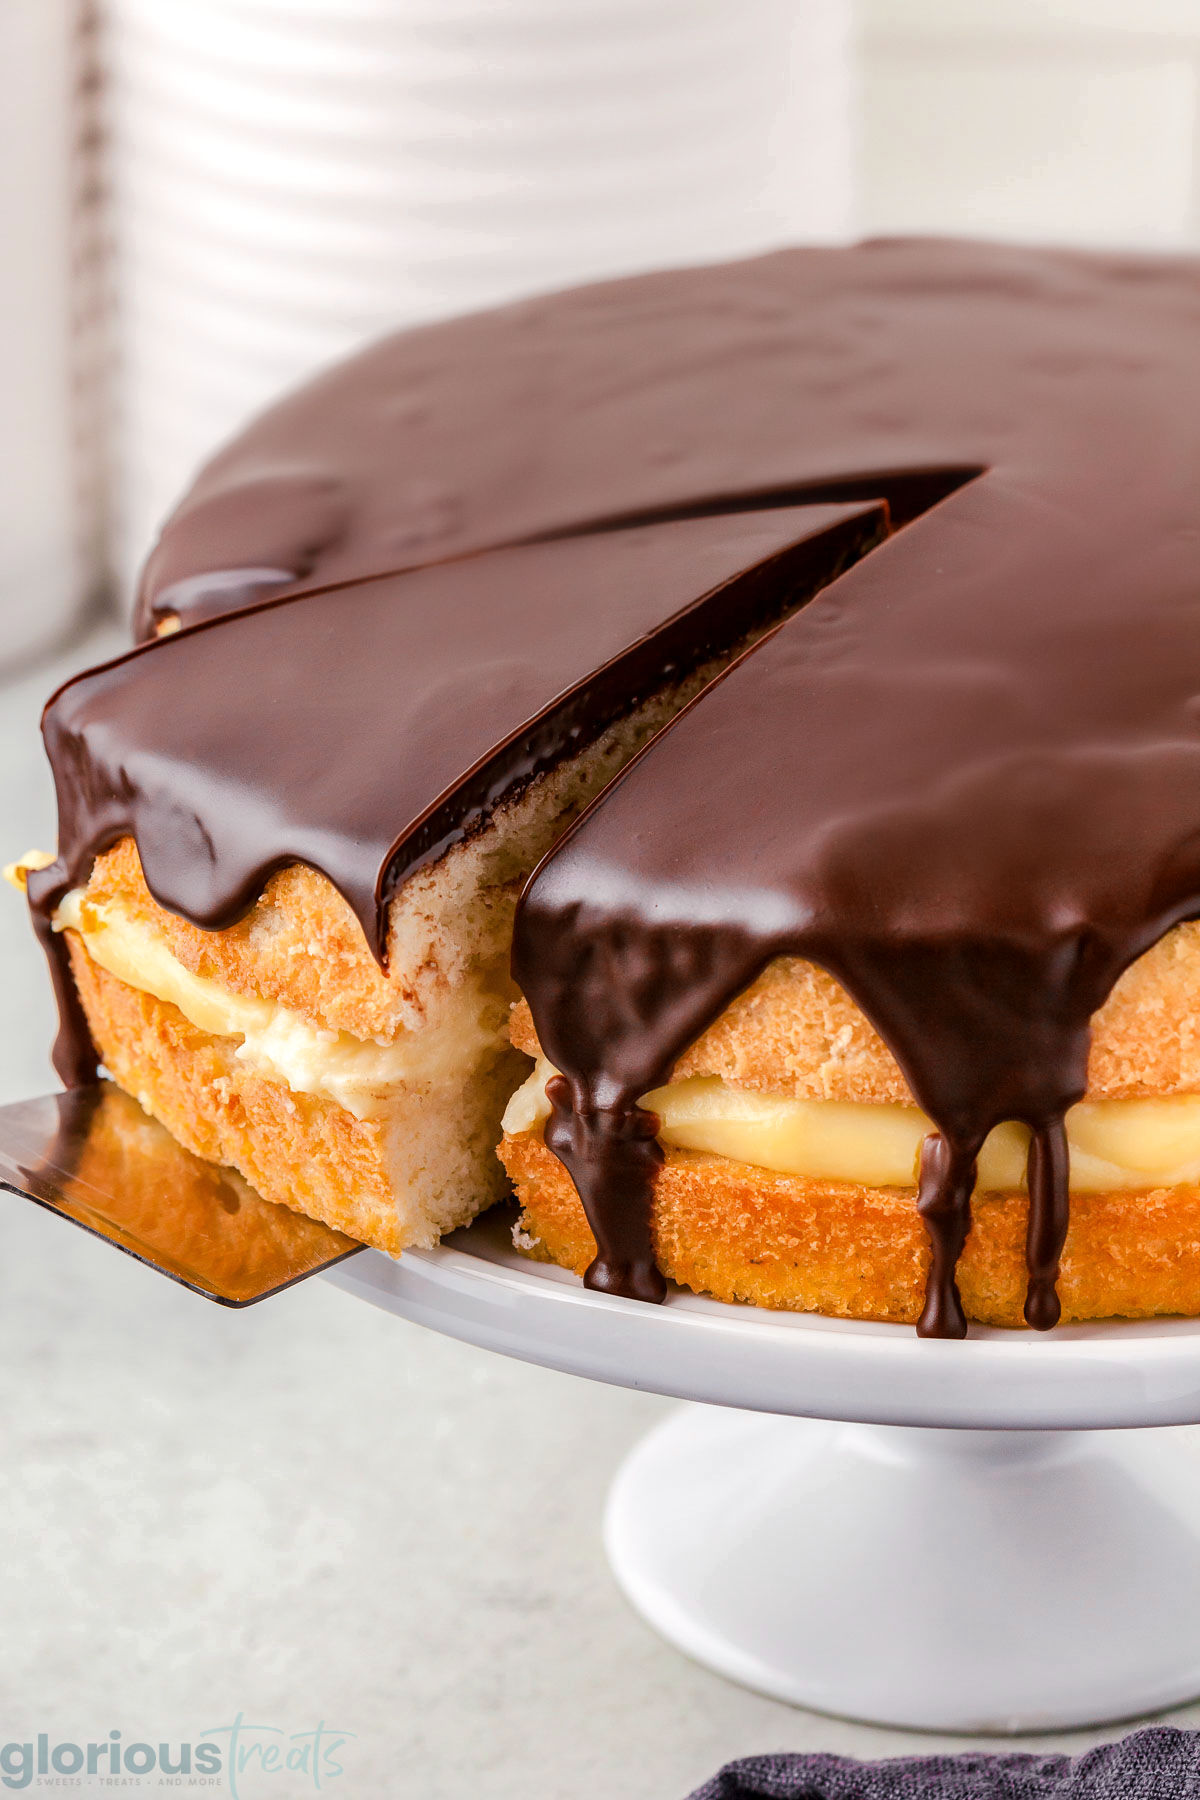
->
[0,1,104,662]
[100,0,854,589]
[6,9,1200,1796]
[858,0,1200,246]
[9,0,1200,650]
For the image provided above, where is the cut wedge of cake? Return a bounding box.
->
[25,504,883,1252]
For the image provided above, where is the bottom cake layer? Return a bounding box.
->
[70,939,523,1254]
[498,1130,1200,1327]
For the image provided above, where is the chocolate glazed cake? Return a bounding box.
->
[24,236,1200,1335]
[25,507,880,1253]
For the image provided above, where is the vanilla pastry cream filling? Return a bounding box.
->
[44,879,1200,1192]
[504,1056,1200,1194]
[54,888,506,1120]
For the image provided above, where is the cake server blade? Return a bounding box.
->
[0,1082,364,1305]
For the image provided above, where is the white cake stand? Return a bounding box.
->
[328,1214,1200,1734]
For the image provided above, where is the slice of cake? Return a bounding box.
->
[24,505,882,1253]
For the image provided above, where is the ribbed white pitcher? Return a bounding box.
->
[104,0,854,593]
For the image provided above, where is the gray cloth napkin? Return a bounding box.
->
[687,1727,1200,1798]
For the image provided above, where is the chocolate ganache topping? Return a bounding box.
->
[30,503,881,1087]
[135,238,1005,639]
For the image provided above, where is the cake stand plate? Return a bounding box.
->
[329,1215,1200,1733]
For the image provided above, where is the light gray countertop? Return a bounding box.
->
[0,624,1196,1799]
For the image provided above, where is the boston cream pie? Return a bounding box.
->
[25,236,1200,1334]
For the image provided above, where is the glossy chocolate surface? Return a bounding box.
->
[135,240,999,639]
[31,504,879,1084]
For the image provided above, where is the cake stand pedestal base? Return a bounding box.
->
[604,1405,1200,1732]
[327,1224,1200,1732]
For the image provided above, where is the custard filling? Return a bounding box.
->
[44,876,1200,1193]
[503,1057,1200,1193]
[54,888,506,1120]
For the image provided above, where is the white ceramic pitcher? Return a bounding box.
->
[104,0,854,594]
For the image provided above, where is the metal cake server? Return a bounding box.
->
[0,1083,364,1304]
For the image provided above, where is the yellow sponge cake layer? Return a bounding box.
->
[57,885,501,1121]
[499,1129,1200,1328]
[509,925,1200,1106]
[69,936,522,1254]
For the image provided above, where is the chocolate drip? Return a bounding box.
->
[915,1134,979,1341]
[1024,1121,1070,1331]
[31,505,881,1087]
[544,1076,666,1303]
[31,905,97,1089]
